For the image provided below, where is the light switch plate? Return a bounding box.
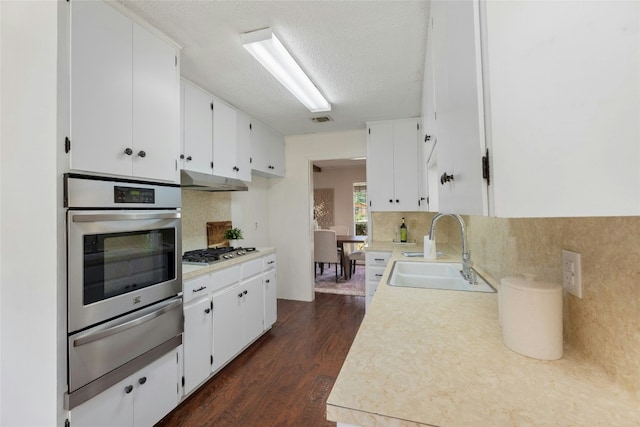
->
[562,249,582,298]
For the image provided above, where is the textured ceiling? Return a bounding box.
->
[120,1,429,136]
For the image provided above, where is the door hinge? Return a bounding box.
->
[210,300,213,311]
[249,123,252,130]
[249,157,253,164]
[210,355,213,365]
[65,137,71,153]
[482,148,490,185]
[175,55,178,67]
[210,102,214,111]
[417,123,420,130]
[210,161,214,169]
[368,128,371,135]
[369,201,371,207]
[181,376,185,387]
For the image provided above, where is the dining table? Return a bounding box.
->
[336,235,368,280]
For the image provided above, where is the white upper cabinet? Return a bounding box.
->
[70,1,179,183]
[367,119,421,212]
[181,80,213,174]
[181,79,254,182]
[431,0,488,216]
[251,120,285,178]
[482,0,639,217]
[427,0,639,217]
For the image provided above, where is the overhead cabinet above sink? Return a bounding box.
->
[428,0,639,217]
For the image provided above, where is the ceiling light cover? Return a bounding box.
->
[242,28,331,113]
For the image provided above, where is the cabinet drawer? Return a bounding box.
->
[209,265,240,293]
[366,251,391,266]
[241,258,262,279]
[366,266,386,284]
[183,274,211,304]
[263,253,276,270]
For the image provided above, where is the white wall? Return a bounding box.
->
[313,166,366,233]
[268,130,366,301]
[231,175,271,248]
[1,2,59,425]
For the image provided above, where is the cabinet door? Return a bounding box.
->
[393,120,420,211]
[183,297,212,395]
[70,0,133,178]
[241,275,264,344]
[250,121,285,177]
[70,376,134,427]
[263,269,277,329]
[133,350,179,427]
[432,0,488,215]
[212,99,238,179]
[132,23,180,182]
[367,123,395,211]
[212,284,243,371]
[266,128,285,177]
[236,111,252,182]
[182,80,214,174]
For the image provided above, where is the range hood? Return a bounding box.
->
[180,170,248,192]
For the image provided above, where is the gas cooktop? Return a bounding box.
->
[182,247,257,265]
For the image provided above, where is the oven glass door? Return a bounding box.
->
[68,210,182,333]
[84,228,175,304]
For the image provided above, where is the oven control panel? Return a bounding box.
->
[114,186,155,204]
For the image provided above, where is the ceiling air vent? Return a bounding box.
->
[311,116,333,123]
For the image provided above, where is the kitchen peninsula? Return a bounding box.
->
[327,245,640,426]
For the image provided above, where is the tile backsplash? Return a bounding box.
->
[372,212,640,396]
[181,190,231,252]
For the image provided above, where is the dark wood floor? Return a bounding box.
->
[156,293,365,427]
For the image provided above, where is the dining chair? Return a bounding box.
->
[348,250,366,274]
[329,225,350,235]
[314,229,342,280]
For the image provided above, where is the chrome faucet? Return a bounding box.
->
[428,213,475,283]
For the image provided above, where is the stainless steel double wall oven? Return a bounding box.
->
[65,174,183,409]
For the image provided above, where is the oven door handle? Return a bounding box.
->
[71,212,181,223]
[72,298,182,347]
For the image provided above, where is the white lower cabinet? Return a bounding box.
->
[182,253,277,397]
[365,251,391,309]
[70,348,180,427]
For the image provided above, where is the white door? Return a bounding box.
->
[70,0,133,177]
[212,284,243,371]
[393,120,420,211]
[241,275,265,344]
[183,297,212,395]
[133,350,179,427]
[70,376,134,427]
[182,81,214,174]
[132,23,180,182]
[212,99,238,179]
[432,0,488,215]
[367,123,395,211]
[236,111,252,182]
[263,269,277,329]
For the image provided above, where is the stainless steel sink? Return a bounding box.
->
[387,261,496,293]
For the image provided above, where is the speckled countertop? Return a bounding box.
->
[327,243,640,426]
[182,247,276,281]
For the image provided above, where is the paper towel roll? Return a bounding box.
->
[501,275,563,360]
[423,237,436,259]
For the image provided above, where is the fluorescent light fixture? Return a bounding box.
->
[242,28,331,113]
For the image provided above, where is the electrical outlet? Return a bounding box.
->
[562,249,582,298]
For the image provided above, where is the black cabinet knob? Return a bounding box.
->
[204,308,211,314]
[425,135,432,142]
[180,154,185,160]
[233,166,239,172]
[124,148,133,156]
[186,156,192,161]
[124,385,133,394]
[137,150,146,158]
[243,290,248,295]
[265,279,270,284]
[389,199,393,203]
[238,293,243,298]
[138,377,147,385]
[395,199,400,203]
[440,172,454,185]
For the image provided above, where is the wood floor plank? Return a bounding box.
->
[156,293,365,427]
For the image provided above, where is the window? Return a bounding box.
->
[353,182,367,236]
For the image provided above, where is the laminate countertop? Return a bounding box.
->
[327,244,639,426]
[182,247,276,281]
